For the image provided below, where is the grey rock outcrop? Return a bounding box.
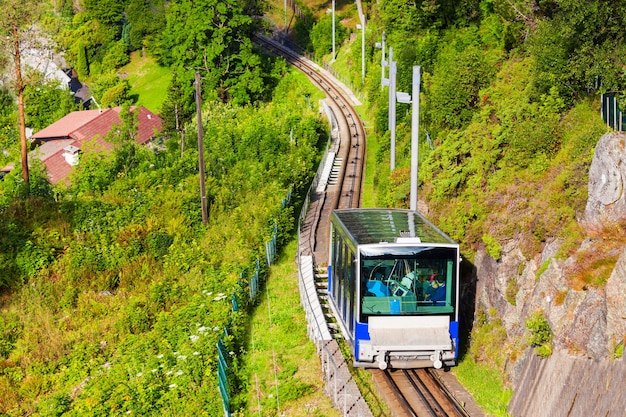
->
[474,132,626,416]
[584,131,626,227]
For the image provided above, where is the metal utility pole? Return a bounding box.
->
[360,13,365,85]
[195,72,208,225]
[388,47,397,171]
[394,66,422,211]
[381,32,387,89]
[331,0,336,61]
[410,66,421,212]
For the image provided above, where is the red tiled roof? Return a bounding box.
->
[31,110,102,140]
[25,106,163,184]
[43,149,76,185]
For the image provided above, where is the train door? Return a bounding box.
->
[334,236,344,312]
[347,252,356,335]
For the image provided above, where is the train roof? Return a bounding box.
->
[331,208,457,246]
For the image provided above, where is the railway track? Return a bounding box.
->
[376,369,471,417]
[255,33,474,416]
[253,34,365,209]
[254,33,365,265]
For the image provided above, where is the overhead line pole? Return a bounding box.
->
[332,0,336,62]
[388,47,396,171]
[410,66,421,212]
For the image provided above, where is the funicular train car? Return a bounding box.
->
[328,208,460,369]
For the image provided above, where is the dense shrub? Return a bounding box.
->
[526,311,553,357]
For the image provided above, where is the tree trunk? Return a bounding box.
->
[13,23,29,188]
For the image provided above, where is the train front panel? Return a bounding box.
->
[328,209,461,370]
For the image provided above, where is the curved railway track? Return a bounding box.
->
[255,33,474,417]
[254,34,365,211]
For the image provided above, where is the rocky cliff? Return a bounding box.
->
[474,132,626,417]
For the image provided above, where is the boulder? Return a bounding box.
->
[584,131,626,227]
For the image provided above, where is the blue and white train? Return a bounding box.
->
[328,209,460,370]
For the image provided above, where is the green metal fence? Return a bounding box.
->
[601,93,626,131]
[217,185,293,416]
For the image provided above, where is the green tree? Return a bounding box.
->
[101,39,130,72]
[83,0,124,27]
[426,29,495,131]
[527,0,626,101]
[109,104,140,175]
[0,87,18,167]
[100,81,132,107]
[309,13,347,58]
[125,0,166,52]
[160,74,195,141]
[24,75,78,131]
[155,0,271,104]
[75,41,89,78]
[92,73,132,107]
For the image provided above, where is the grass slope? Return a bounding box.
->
[240,239,341,416]
[121,51,171,114]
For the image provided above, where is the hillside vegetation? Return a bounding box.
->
[0,64,327,413]
[1,0,625,415]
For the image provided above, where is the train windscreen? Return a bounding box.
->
[359,246,457,321]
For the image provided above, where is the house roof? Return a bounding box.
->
[31,139,75,184]
[26,106,163,184]
[30,110,102,140]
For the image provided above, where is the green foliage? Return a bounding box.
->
[0,312,22,359]
[505,277,518,306]
[528,1,626,102]
[100,78,132,107]
[83,0,124,26]
[536,259,550,281]
[24,77,78,131]
[38,391,72,417]
[426,29,496,130]
[101,39,130,72]
[90,73,130,107]
[525,311,553,357]
[159,75,193,136]
[453,356,513,417]
[154,0,275,105]
[75,41,89,79]
[0,67,324,414]
[125,0,166,52]
[309,13,347,58]
[292,8,314,51]
[482,233,502,260]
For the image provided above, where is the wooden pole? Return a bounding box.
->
[195,72,208,225]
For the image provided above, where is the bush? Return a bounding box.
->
[482,233,502,260]
[0,312,22,359]
[526,311,553,357]
[309,13,347,58]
